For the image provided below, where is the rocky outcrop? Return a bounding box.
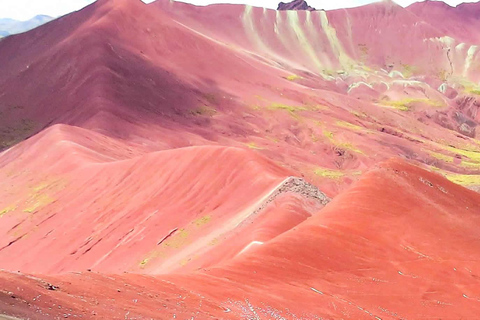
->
[251,177,330,217]
[277,0,316,11]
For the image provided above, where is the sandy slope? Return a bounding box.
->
[0,124,329,274]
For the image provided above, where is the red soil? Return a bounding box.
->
[1,0,480,318]
[0,124,302,274]
[2,159,480,319]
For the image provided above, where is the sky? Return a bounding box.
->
[0,0,475,21]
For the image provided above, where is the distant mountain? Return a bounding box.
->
[0,15,53,37]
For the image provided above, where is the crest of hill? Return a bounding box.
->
[407,0,480,42]
[277,0,316,11]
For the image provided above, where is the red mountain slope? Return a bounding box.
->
[1,0,480,192]
[0,0,480,318]
[0,124,331,274]
[1,159,480,319]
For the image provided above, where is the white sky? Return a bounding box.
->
[0,0,474,21]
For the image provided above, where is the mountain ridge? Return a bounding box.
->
[277,0,316,11]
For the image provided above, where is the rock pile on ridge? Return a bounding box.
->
[277,0,316,11]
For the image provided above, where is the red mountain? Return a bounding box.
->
[1,0,480,318]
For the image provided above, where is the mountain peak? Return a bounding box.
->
[277,0,316,11]
[95,0,145,8]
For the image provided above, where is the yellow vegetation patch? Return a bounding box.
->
[30,178,68,193]
[163,228,190,249]
[323,130,364,154]
[430,165,480,186]
[33,182,51,192]
[23,179,67,213]
[251,102,307,119]
[310,104,329,111]
[322,69,336,77]
[456,78,480,95]
[285,74,302,81]
[0,204,17,217]
[245,142,264,150]
[140,259,149,267]
[428,149,480,169]
[401,64,418,78]
[21,180,62,213]
[379,98,444,111]
[443,173,480,186]
[193,215,212,227]
[139,227,195,268]
[268,136,280,144]
[335,120,364,132]
[23,194,55,213]
[209,238,219,246]
[313,168,362,179]
[444,146,480,163]
[437,69,449,82]
[459,161,480,169]
[138,250,167,268]
[429,150,454,163]
[267,102,307,114]
[323,130,334,140]
[254,100,324,119]
[314,168,345,179]
[461,140,480,152]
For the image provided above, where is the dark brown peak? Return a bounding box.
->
[277,0,316,11]
[91,0,147,18]
[364,0,407,15]
[408,0,480,18]
[151,0,174,4]
[378,0,404,9]
[457,1,480,15]
[407,0,455,10]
